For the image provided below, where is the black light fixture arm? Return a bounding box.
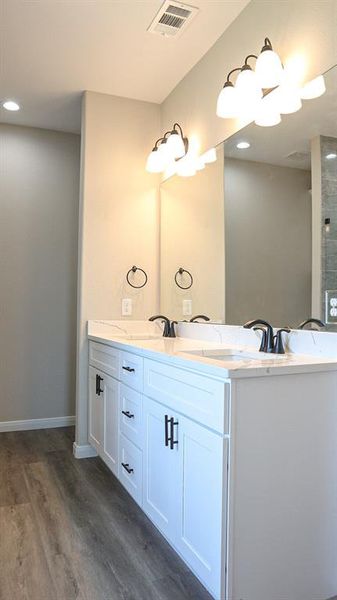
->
[173,122,184,137]
[225,67,242,84]
[244,54,258,65]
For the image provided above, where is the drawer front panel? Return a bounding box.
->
[119,351,143,391]
[119,434,143,506]
[144,359,229,434]
[89,341,119,378]
[119,384,143,449]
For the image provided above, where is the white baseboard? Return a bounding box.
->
[73,442,98,459]
[0,415,75,433]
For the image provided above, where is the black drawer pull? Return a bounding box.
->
[165,416,178,450]
[121,462,134,474]
[164,415,170,446]
[122,366,135,373]
[122,410,134,419]
[95,374,104,396]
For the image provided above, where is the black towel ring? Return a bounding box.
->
[126,266,148,289]
[174,267,193,290]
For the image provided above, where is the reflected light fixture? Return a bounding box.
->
[2,100,20,111]
[236,141,250,149]
[216,37,325,127]
[300,75,326,99]
[326,153,337,160]
[146,125,217,177]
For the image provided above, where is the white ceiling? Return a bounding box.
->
[224,65,337,170]
[0,0,249,133]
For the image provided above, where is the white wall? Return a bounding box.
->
[160,145,225,321]
[161,0,337,154]
[76,92,160,445]
[0,124,80,422]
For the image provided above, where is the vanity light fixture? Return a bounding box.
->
[146,124,217,176]
[146,123,188,173]
[216,37,325,127]
[2,100,20,111]
[236,141,250,149]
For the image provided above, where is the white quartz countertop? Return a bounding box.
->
[88,320,337,379]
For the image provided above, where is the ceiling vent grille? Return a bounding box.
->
[148,1,199,37]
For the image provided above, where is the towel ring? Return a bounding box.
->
[126,266,148,289]
[174,267,193,290]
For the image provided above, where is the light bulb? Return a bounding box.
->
[300,75,326,100]
[216,82,239,119]
[195,156,206,171]
[201,148,217,164]
[255,44,283,88]
[166,131,186,159]
[254,95,281,127]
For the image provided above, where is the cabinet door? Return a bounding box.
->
[88,366,104,453]
[142,397,180,541]
[176,416,227,599]
[102,373,119,476]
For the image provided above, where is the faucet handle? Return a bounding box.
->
[273,328,290,354]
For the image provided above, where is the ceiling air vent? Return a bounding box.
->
[148,1,199,38]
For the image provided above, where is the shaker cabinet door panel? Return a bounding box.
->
[176,416,226,599]
[89,366,104,453]
[103,374,119,476]
[142,397,179,542]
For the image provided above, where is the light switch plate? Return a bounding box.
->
[183,299,192,316]
[325,290,337,323]
[122,298,132,316]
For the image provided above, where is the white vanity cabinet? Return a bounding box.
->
[88,340,228,599]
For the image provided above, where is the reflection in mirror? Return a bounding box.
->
[160,65,337,328]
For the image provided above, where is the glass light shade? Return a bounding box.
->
[166,131,186,159]
[300,75,326,99]
[254,96,281,127]
[216,83,239,119]
[146,149,164,173]
[195,156,206,171]
[255,49,283,88]
[272,84,302,114]
[236,68,262,100]
[201,147,217,164]
[176,154,197,177]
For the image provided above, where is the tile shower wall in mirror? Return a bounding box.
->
[160,65,337,328]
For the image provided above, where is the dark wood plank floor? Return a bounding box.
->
[0,427,212,600]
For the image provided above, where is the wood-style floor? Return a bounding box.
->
[0,427,211,600]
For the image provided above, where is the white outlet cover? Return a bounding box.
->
[122,298,132,316]
[183,299,192,316]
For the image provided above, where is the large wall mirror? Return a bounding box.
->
[160,65,337,328]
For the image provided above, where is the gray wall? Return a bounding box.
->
[225,158,311,328]
[0,124,80,421]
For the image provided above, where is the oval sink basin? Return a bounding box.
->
[181,348,288,362]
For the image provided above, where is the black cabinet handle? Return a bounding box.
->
[164,415,170,446]
[122,410,134,419]
[121,462,134,474]
[95,374,103,396]
[122,366,135,373]
[169,418,179,450]
[165,415,178,449]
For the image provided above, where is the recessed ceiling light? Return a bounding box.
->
[236,141,251,149]
[2,100,20,111]
[326,153,337,160]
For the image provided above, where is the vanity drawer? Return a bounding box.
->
[119,434,143,506]
[119,384,143,449]
[119,351,143,391]
[144,359,229,434]
[89,341,119,378]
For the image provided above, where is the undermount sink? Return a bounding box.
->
[181,348,289,362]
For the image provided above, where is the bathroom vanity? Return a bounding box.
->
[86,320,337,600]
